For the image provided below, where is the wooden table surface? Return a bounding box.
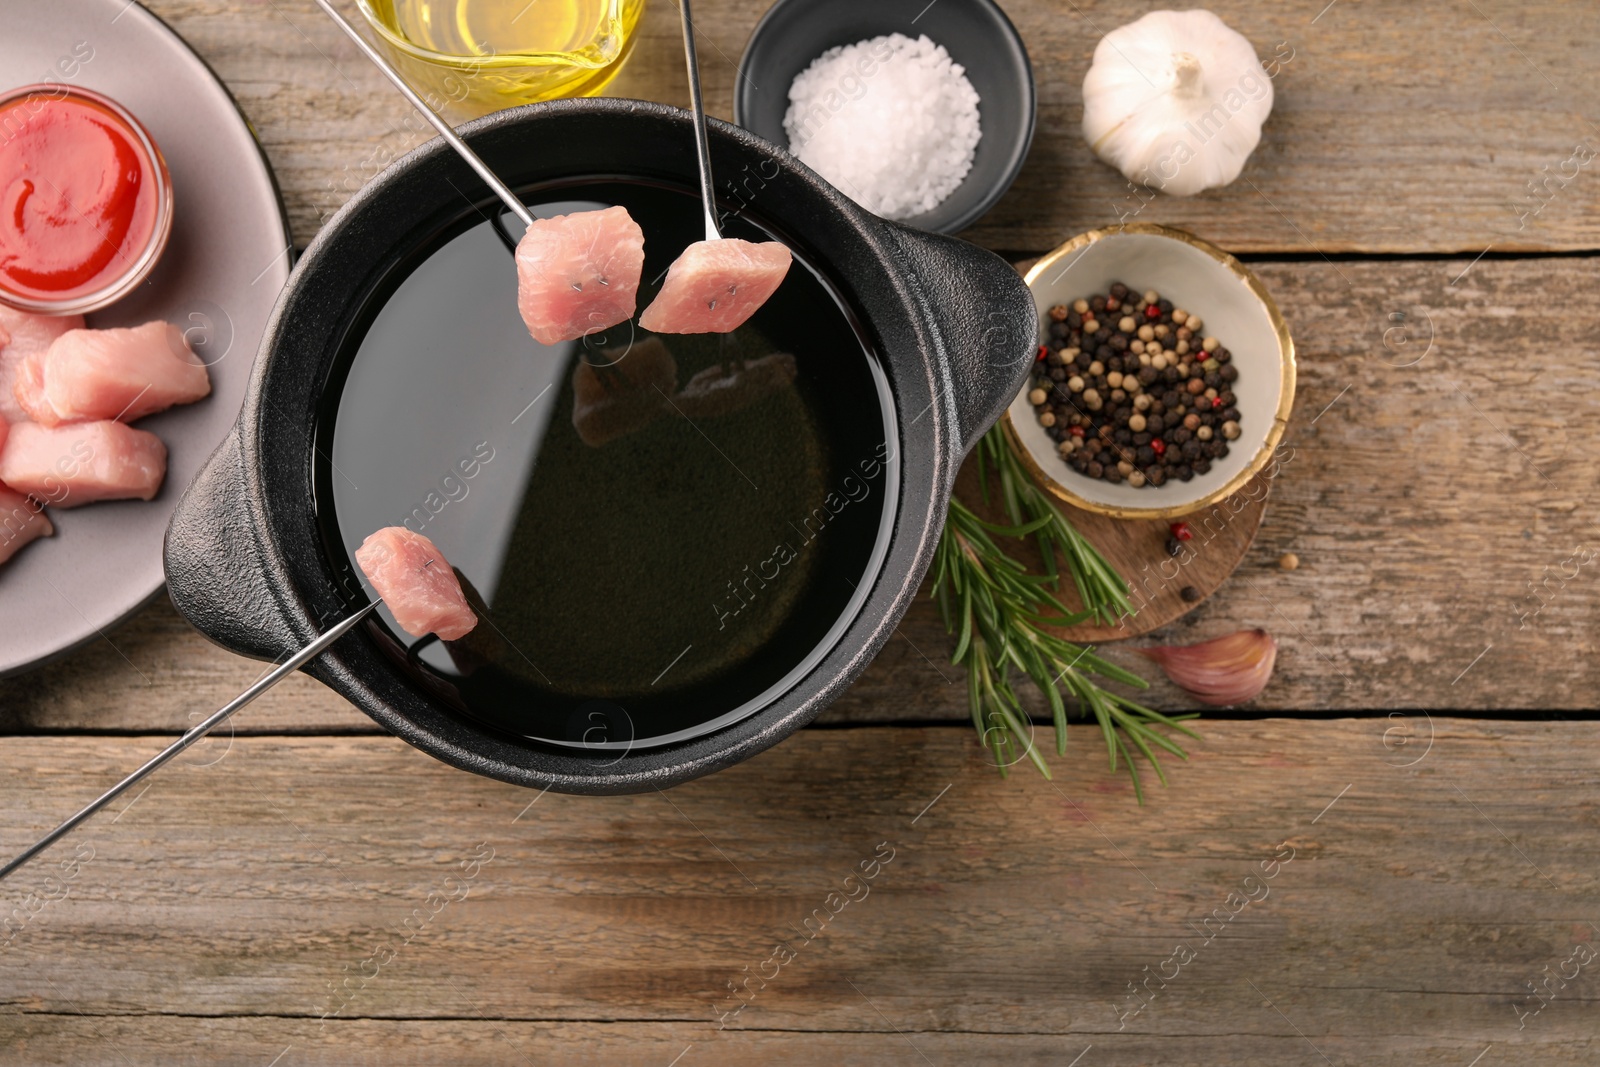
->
[3,1,1598,1063]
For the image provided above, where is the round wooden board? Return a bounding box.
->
[952,457,1270,642]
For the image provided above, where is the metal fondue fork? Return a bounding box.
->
[676,0,723,244]
[311,0,535,230]
[0,601,381,882]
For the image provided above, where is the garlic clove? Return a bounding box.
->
[1140,628,1277,707]
[1081,9,1274,197]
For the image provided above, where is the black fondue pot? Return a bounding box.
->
[164,99,1035,794]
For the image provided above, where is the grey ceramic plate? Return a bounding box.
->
[0,0,291,677]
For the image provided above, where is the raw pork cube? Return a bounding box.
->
[15,321,210,426]
[638,239,792,334]
[0,307,83,423]
[0,485,52,565]
[0,420,166,507]
[355,526,478,640]
[516,206,647,346]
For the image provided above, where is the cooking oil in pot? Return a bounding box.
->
[318,178,898,751]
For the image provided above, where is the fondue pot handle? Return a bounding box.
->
[886,225,1038,458]
[164,428,304,663]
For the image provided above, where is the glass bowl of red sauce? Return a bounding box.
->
[0,84,174,315]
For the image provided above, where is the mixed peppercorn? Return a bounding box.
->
[1031,282,1241,487]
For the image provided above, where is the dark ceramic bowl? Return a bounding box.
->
[734,0,1036,234]
[164,99,1035,795]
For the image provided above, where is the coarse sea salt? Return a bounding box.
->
[783,33,981,220]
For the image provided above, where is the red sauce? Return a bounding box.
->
[0,90,161,304]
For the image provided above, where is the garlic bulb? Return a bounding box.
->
[1081,9,1273,197]
[1140,628,1277,706]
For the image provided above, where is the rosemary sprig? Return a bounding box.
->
[974,428,1133,626]
[933,427,1199,798]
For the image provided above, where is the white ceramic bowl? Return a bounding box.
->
[1004,224,1295,519]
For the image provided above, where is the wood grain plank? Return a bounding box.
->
[1,1016,1590,1067]
[142,0,1600,254]
[2,257,1593,731]
[0,724,1595,1062]
[842,254,1600,717]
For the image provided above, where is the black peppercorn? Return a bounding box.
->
[1180,585,1201,603]
[1165,536,1183,557]
[1039,284,1240,489]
